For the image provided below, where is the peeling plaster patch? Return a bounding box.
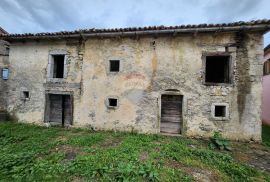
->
[148,51,158,91]
[88,111,96,122]
[124,73,148,90]
[125,89,144,104]
[199,123,213,132]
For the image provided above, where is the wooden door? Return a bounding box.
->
[49,94,63,126]
[63,95,72,126]
[47,94,72,126]
[161,95,182,134]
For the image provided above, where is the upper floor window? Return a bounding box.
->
[106,96,119,109]
[108,98,118,107]
[205,55,231,84]
[52,55,65,78]
[264,60,270,76]
[109,60,120,72]
[47,50,67,80]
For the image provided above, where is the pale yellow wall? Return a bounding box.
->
[7,40,82,123]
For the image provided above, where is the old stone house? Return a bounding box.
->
[0,20,269,141]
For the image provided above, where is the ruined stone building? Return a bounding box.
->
[0,20,270,141]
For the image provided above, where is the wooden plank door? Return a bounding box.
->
[63,95,72,126]
[48,94,72,126]
[49,94,63,126]
[161,95,182,134]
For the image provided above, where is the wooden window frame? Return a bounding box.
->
[202,53,233,86]
[264,60,270,76]
[47,50,68,82]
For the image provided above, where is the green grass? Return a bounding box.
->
[262,124,270,147]
[0,122,269,181]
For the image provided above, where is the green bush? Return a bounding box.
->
[210,131,231,151]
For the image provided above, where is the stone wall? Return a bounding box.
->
[5,31,264,141]
[0,40,9,111]
[7,40,83,123]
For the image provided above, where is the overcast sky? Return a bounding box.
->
[0,0,269,47]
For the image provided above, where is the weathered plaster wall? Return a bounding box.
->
[6,32,264,141]
[7,40,83,123]
[79,33,263,140]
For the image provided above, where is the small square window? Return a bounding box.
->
[215,106,226,117]
[110,60,120,72]
[211,103,229,120]
[22,91,30,100]
[108,98,118,107]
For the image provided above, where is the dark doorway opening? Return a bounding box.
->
[45,94,72,126]
[161,95,183,134]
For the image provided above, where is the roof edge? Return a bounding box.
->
[1,19,270,40]
[265,44,270,52]
[0,27,8,34]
